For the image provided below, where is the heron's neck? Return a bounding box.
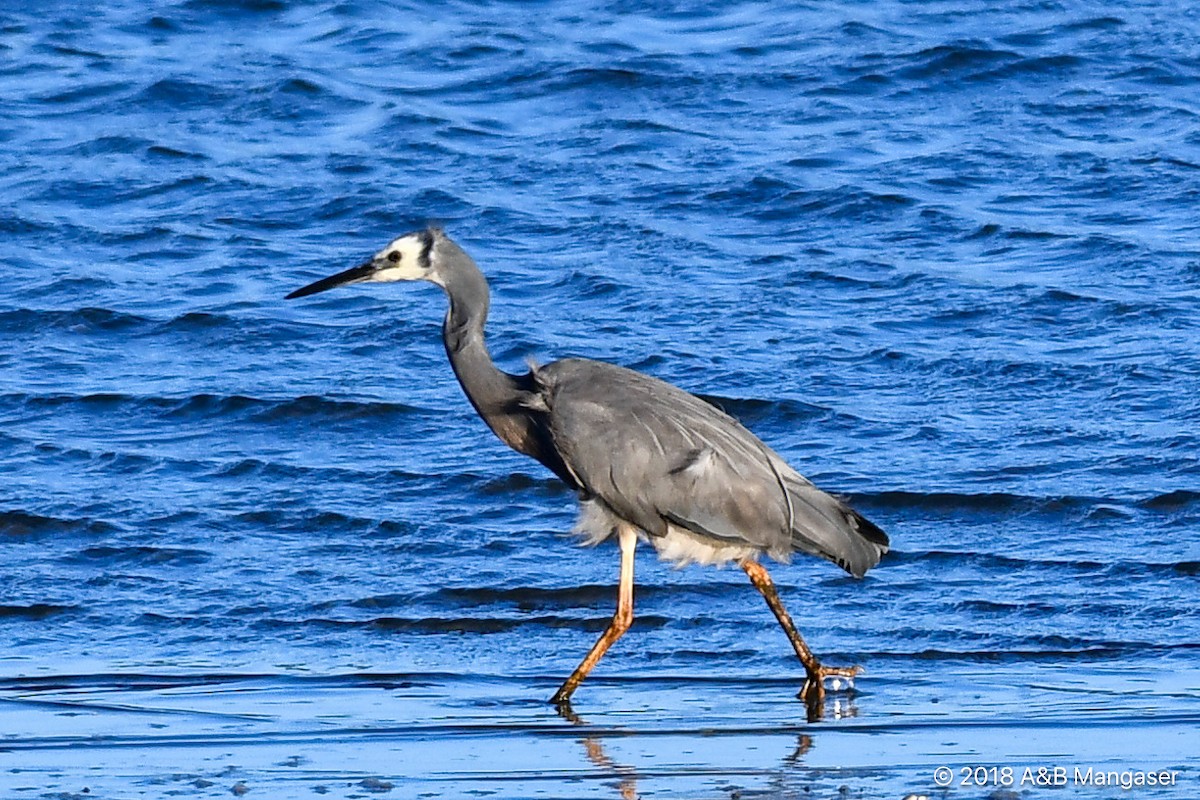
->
[439,264,530,450]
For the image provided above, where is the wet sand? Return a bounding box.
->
[3,656,1196,798]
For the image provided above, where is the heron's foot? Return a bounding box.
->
[551,694,583,723]
[799,664,861,704]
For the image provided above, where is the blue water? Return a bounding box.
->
[3,2,1199,798]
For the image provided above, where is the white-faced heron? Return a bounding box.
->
[287,228,889,717]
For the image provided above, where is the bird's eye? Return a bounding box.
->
[387,251,401,263]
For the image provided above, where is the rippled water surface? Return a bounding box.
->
[3,1,1199,797]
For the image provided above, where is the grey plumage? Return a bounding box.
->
[531,358,887,576]
[287,227,889,714]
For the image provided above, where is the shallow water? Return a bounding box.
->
[2,1,1199,797]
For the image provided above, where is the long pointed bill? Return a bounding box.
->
[286,261,377,299]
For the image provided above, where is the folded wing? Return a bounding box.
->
[536,359,888,577]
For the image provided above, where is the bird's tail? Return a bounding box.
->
[784,478,889,578]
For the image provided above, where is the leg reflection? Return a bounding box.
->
[555,702,639,800]
[783,733,814,765]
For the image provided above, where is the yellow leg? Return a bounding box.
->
[551,524,637,706]
[741,559,859,714]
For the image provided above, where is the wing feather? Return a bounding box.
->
[535,359,888,577]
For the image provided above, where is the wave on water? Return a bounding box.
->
[879,641,1200,663]
[0,603,76,620]
[0,509,122,538]
[60,544,212,566]
[1,391,430,422]
[0,307,315,336]
[858,489,1200,515]
[885,548,1199,577]
[258,613,677,635]
[0,307,149,333]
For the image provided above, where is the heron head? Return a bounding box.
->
[286,229,437,299]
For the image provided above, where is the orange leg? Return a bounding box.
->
[741,559,859,713]
[551,524,637,706]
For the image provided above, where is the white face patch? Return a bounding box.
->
[368,233,429,282]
